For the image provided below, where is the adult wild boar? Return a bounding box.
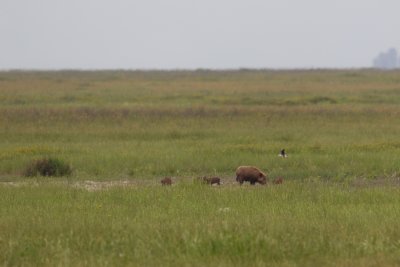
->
[235,166,267,185]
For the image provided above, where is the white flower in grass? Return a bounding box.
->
[218,207,231,213]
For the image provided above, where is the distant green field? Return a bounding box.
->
[1,70,400,266]
[1,70,400,180]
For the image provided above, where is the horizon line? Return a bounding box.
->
[0,67,392,72]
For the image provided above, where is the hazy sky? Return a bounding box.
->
[1,0,399,69]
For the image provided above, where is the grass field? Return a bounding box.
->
[1,70,400,180]
[2,181,400,266]
[1,70,400,266]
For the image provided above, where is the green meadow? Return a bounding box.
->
[1,70,400,180]
[1,70,400,266]
[2,182,400,266]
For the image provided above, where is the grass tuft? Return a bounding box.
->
[23,157,72,177]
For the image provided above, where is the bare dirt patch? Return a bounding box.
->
[72,180,141,191]
[0,181,38,187]
[349,177,400,188]
[0,177,237,190]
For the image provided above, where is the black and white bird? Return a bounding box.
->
[278,149,288,158]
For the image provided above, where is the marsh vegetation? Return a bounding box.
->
[1,70,400,266]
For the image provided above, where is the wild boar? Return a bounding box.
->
[202,176,221,185]
[273,177,283,184]
[235,166,267,185]
[161,177,172,186]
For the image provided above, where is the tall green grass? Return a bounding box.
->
[1,70,400,180]
[1,182,400,266]
[1,70,400,266]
